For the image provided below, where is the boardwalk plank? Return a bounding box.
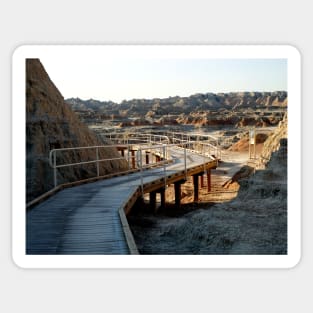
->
[27,148,216,255]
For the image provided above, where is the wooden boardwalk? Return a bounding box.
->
[27,148,217,255]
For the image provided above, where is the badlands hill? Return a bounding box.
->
[26,59,127,202]
[67,91,287,128]
[67,91,287,113]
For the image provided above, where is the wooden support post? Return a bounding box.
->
[174,182,182,209]
[145,152,149,165]
[253,127,256,159]
[160,188,166,209]
[150,191,156,211]
[207,169,211,192]
[200,175,204,188]
[121,148,125,157]
[193,174,199,202]
[131,150,136,169]
[131,195,144,214]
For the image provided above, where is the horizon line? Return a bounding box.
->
[65,90,288,104]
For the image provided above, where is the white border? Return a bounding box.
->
[12,45,301,269]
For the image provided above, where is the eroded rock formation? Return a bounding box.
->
[66,91,287,129]
[26,59,127,202]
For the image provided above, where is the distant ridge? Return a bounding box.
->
[66,91,287,129]
[66,91,287,114]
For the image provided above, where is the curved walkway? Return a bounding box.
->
[27,148,217,255]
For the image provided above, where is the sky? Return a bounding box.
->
[41,57,287,103]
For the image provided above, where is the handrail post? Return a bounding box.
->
[96,147,100,177]
[203,144,206,172]
[139,148,143,195]
[163,145,166,189]
[184,146,187,180]
[53,150,57,188]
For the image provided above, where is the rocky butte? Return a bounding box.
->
[26,59,127,203]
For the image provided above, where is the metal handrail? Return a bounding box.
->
[169,131,218,141]
[48,131,221,191]
[105,130,222,157]
[49,143,175,189]
[107,133,170,145]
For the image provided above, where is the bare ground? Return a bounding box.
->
[128,145,287,255]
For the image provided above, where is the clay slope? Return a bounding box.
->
[26,59,127,202]
[260,113,288,165]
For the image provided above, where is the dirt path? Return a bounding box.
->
[162,150,251,205]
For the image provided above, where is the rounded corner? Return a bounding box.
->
[11,251,28,270]
[12,44,30,61]
[286,252,302,269]
[284,44,301,60]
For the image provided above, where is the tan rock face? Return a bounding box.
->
[26,59,127,202]
[260,113,287,163]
